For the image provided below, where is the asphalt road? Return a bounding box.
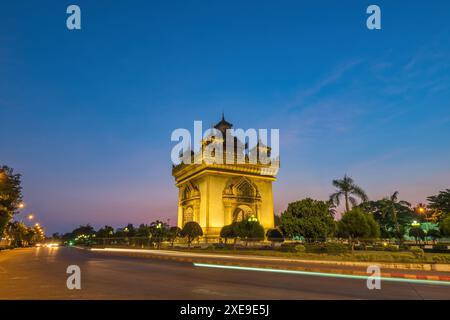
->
[0,247,449,299]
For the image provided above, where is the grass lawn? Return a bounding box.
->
[180,248,450,264]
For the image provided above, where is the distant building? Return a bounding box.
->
[172,115,279,238]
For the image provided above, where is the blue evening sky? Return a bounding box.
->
[1,1,449,233]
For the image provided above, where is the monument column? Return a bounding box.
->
[223,202,233,225]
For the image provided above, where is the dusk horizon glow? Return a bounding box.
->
[1,0,449,234]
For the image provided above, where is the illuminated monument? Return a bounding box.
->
[172,115,279,238]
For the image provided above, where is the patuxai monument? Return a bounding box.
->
[172,115,279,239]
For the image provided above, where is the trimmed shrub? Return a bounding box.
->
[325,243,350,254]
[409,246,425,258]
[266,228,284,244]
[304,243,349,254]
[432,244,449,252]
[384,244,399,252]
[279,242,299,252]
[295,244,306,253]
[431,255,450,263]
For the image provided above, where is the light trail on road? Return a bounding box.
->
[193,263,450,286]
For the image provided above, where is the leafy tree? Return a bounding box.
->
[409,226,425,244]
[71,224,96,244]
[280,198,335,242]
[96,225,115,238]
[266,228,284,247]
[0,166,23,236]
[52,232,61,240]
[124,223,136,237]
[330,175,368,212]
[439,216,450,237]
[360,191,414,241]
[136,224,151,237]
[337,208,379,249]
[427,189,450,218]
[149,220,169,249]
[427,228,441,243]
[236,219,265,246]
[6,221,28,247]
[167,226,182,247]
[181,221,203,247]
[71,224,96,237]
[365,214,381,240]
[220,223,239,245]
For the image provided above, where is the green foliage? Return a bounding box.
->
[409,246,425,258]
[96,225,114,238]
[181,221,203,246]
[432,244,449,252]
[409,226,425,243]
[167,226,182,246]
[439,215,450,237]
[136,224,151,237]
[337,208,380,241]
[266,228,284,243]
[305,243,350,254]
[383,244,399,252]
[365,214,381,239]
[359,191,414,240]
[5,221,41,247]
[149,220,169,248]
[0,166,23,236]
[279,198,335,242]
[431,255,450,263]
[426,228,441,241]
[71,224,96,237]
[279,242,303,252]
[427,189,450,217]
[329,175,368,212]
[236,219,265,244]
[220,223,239,243]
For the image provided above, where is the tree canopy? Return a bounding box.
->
[181,221,203,247]
[330,175,368,212]
[427,189,450,218]
[359,191,414,239]
[0,166,23,236]
[337,208,380,243]
[280,198,335,242]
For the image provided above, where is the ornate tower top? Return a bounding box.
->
[213,113,233,134]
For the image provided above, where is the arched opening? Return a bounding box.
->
[232,204,253,222]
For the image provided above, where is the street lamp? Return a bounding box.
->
[248,215,258,223]
[411,220,420,227]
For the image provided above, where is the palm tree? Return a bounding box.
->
[386,191,411,230]
[330,175,368,212]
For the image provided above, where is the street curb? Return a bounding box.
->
[75,246,450,283]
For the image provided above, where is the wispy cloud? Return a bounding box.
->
[285,59,363,112]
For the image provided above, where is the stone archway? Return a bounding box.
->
[232,204,253,222]
[180,181,200,226]
[223,177,261,225]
